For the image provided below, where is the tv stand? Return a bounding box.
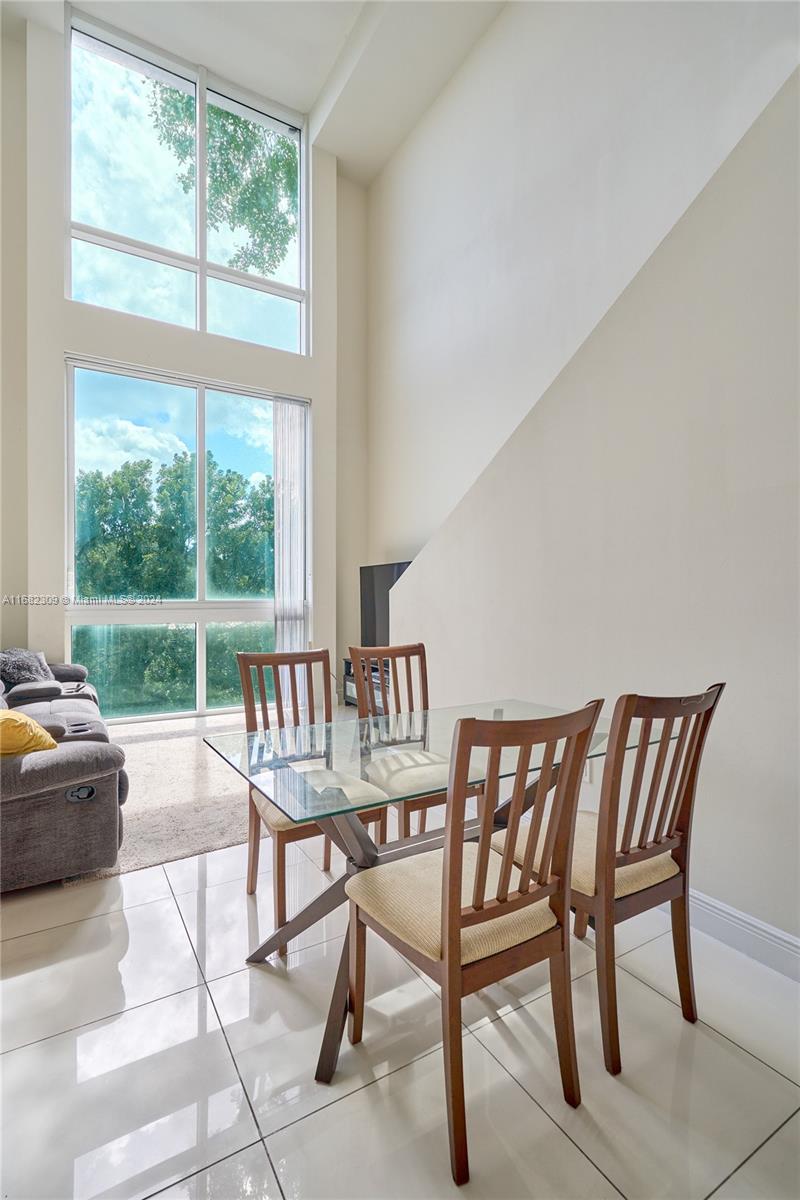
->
[342,657,390,713]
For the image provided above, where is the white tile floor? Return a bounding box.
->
[2,835,798,1200]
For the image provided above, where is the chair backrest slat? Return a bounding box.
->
[668,713,704,837]
[620,719,651,853]
[390,657,401,715]
[237,649,333,733]
[256,667,270,731]
[637,717,673,848]
[470,746,501,910]
[288,665,301,727]
[350,643,428,719]
[496,742,533,902]
[272,667,285,729]
[652,714,691,842]
[518,738,556,892]
[442,702,603,964]
[597,685,724,890]
[306,661,315,721]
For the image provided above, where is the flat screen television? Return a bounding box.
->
[360,561,411,646]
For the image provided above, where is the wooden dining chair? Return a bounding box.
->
[493,683,724,1076]
[237,649,388,955]
[344,700,603,1184]
[350,642,474,839]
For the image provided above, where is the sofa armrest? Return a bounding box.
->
[48,662,89,683]
[0,740,125,801]
[6,680,63,705]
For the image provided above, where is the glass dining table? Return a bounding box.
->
[205,698,654,1082]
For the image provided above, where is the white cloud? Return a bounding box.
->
[76,417,191,476]
[72,239,195,328]
[249,471,267,486]
[72,43,195,253]
[206,393,274,452]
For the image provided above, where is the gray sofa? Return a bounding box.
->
[0,662,128,891]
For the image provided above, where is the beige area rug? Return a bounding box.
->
[76,714,259,879]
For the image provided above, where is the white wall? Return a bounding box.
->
[393,73,800,937]
[336,173,369,684]
[0,13,29,647]
[367,1,799,563]
[16,20,340,668]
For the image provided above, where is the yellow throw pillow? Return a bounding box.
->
[0,710,58,756]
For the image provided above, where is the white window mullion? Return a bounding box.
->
[205,263,304,304]
[197,384,206,603]
[196,616,207,714]
[71,224,201,273]
[65,365,76,602]
[65,11,74,301]
[196,383,207,712]
[300,117,309,355]
[197,67,208,333]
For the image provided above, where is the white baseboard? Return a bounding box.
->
[680,888,800,982]
[582,890,799,980]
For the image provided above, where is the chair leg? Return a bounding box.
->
[348,902,366,1045]
[549,948,581,1106]
[441,978,469,1185]
[398,802,411,840]
[418,806,427,836]
[595,906,621,1075]
[573,909,589,939]
[322,835,332,873]
[272,836,287,958]
[671,889,697,1023]
[377,808,388,845]
[246,797,261,895]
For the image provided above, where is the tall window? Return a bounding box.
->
[68,364,308,717]
[69,28,304,352]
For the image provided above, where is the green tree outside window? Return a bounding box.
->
[149,85,299,279]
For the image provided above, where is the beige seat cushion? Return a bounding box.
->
[252,764,388,834]
[364,749,485,800]
[364,749,450,798]
[345,843,558,965]
[490,810,680,900]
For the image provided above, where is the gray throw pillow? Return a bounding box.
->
[0,649,55,687]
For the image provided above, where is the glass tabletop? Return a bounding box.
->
[204,698,641,826]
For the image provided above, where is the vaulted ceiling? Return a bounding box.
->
[8,0,502,183]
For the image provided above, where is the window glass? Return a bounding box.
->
[70,32,304,352]
[73,368,197,601]
[207,277,300,352]
[72,239,196,327]
[71,31,196,254]
[205,390,274,600]
[206,622,275,708]
[206,93,300,287]
[72,624,196,717]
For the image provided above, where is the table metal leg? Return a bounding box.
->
[323,812,380,869]
[246,873,348,963]
[310,810,389,1082]
[246,811,382,964]
[315,934,350,1083]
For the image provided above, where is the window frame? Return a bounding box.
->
[66,356,310,721]
[66,9,309,354]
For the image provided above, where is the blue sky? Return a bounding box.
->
[75,369,274,483]
[71,34,299,349]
